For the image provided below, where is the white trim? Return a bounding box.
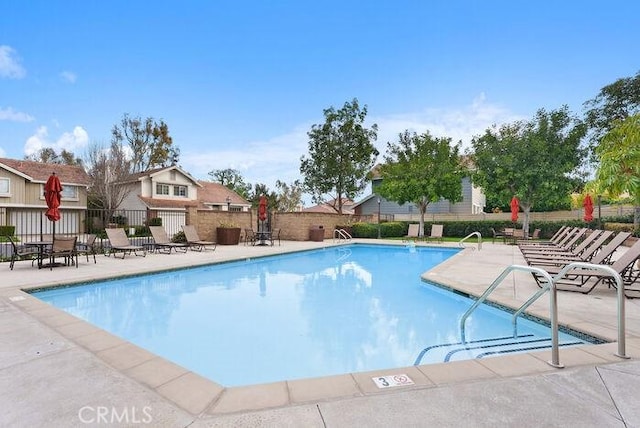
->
[0,162,33,180]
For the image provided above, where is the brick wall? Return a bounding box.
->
[186,207,370,241]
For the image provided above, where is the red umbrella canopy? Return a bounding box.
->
[583,194,594,222]
[44,173,62,222]
[258,195,268,222]
[510,196,519,222]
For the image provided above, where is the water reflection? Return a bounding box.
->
[32,245,564,387]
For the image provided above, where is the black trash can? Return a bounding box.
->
[309,225,325,242]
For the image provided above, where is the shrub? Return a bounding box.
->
[0,225,15,237]
[148,217,162,226]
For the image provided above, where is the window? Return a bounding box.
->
[156,184,170,195]
[0,177,9,196]
[61,185,78,199]
[173,185,187,197]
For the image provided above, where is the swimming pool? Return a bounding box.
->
[30,244,595,387]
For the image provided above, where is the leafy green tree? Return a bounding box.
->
[584,70,640,145]
[376,131,464,237]
[275,179,304,212]
[111,113,179,173]
[300,98,378,214]
[471,106,587,236]
[250,183,277,208]
[208,168,252,199]
[591,114,640,227]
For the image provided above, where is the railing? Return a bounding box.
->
[458,262,627,368]
[552,262,627,359]
[459,231,482,250]
[333,228,352,243]
[459,264,561,367]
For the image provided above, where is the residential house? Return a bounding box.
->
[0,157,90,237]
[116,166,250,234]
[352,164,486,219]
[302,198,355,214]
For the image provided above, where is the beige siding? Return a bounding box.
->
[0,170,26,204]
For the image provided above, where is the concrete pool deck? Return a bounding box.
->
[1,239,639,426]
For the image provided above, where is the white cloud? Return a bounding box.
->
[24,125,90,156]
[371,93,525,154]
[180,95,523,204]
[0,106,34,122]
[60,71,77,83]
[0,147,6,157]
[0,45,26,79]
[24,126,49,156]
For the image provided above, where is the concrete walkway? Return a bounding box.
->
[1,240,639,427]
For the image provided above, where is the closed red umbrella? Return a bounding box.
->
[259,195,268,222]
[510,196,519,222]
[45,173,62,222]
[583,194,594,222]
[44,172,62,240]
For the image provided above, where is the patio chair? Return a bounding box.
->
[518,226,578,250]
[525,230,613,267]
[76,234,98,263]
[269,228,281,246]
[6,235,39,270]
[552,237,640,296]
[425,224,443,243]
[244,228,257,246]
[490,227,506,244]
[520,228,588,254]
[149,226,188,254]
[403,224,421,242]
[43,235,78,270]
[105,228,146,259]
[520,229,601,257]
[182,225,216,251]
[531,231,632,285]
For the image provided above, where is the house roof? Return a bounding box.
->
[197,181,250,208]
[138,196,199,209]
[302,198,355,214]
[0,157,90,186]
[120,165,202,186]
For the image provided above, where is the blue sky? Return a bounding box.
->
[1,1,638,203]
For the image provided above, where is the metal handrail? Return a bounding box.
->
[459,264,562,367]
[552,262,627,359]
[333,228,352,242]
[459,231,482,250]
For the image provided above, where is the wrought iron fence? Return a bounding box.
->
[0,208,188,260]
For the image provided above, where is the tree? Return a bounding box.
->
[84,141,130,210]
[376,131,464,237]
[275,179,304,212]
[300,98,378,214]
[591,114,640,228]
[26,148,82,165]
[584,70,640,151]
[111,113,179,173]
[471,106,587,236]
[208,168,252,199]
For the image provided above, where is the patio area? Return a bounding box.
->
[1,239,639,426]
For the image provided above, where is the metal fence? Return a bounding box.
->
[1,209,188,258]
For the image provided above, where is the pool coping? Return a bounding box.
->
[3,239,640,418]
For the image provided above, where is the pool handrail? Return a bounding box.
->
[333,228,352,242]
[459,264,562,367]
[552,262,627,359]
[458,231,482,250]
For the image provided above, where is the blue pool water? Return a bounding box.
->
[31,244,593,387]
